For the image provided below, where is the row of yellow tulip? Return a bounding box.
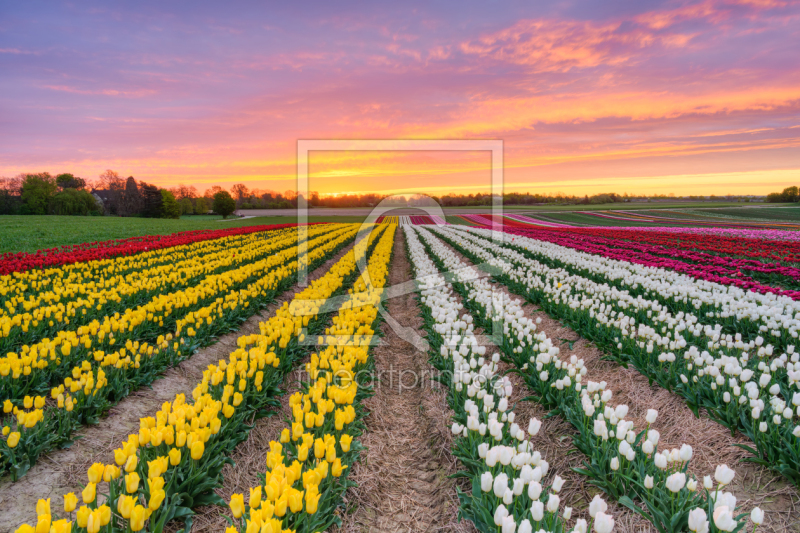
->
[226,224,395,533]
[0,225,352,402]
[12,224,389,533]
[1,224,359,480]
[0,226,310,353]
[0,225,287,307]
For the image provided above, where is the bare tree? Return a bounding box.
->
[97,169,125,215]
[231,183,249,201]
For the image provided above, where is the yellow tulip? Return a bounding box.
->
[129,505,146,532]
[103,464,120,482]
[287,489,303,513]
[3,399,12,413]
[249,486,262,509]
[340,434,352,453]
[76,506,90,528]
[98,505,111,526]
[168,448,181,466]
[148,490,165,511]
[34,515,50,533]
[245,520,259,533]
[7,431,20,448]
[114,448,127,466]
[138,427,151,446]
[63,492,78,513]
[229,493,245,518]
[87,463,104,484]
[332,458,347,477]
[81,483,96,504]
[176,430,187,447]
[274,495,287,517]
[124,454,138,473]
[15,524,34,533]
[125,472,140,493]
[86,509,101,533]
[191,440,204,460]
[24,396,33,409]
[35,498,51,517]
[117,495,135,519]
[280,428,290,443]
[50,519,72,533]
[314,438,325,459]
[305,485,321,514]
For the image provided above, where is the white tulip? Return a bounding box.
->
[494,504,509,526]
[642,440,654,455]
[714,464,735,486]
[594,512,614,533]
[679,444,693,462]
[589,494,607,518]
[503,489,514,505]
[546,494,560,513]
[644,475,654,489]
[481,472,493,492]
[530,500,544,521]
[563,506,572,520]
[518,519,533,533]
[714,491,737,511]
[688,508,709,533]
[502,515,516,533]
[713,506,737,532]
[654,452,668,470]
[494,473,509,498]
[645,409,658,424]
[528,417,542,436]
[610,457,620,471]
[552,475,564,493]
[573,519,588,533]
[527,481,542,501]
[750,507,764,525]
[666,472,686,493]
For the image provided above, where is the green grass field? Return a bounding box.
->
[691,207,800,221]
[0,215,368,254]
[2,204,796,254]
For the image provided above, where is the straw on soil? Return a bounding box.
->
[334,227,476,533]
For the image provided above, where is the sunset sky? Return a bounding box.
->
[1,0,799,196]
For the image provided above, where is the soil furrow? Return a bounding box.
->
[335,228,475,533]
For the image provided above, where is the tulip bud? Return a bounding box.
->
[751,507,764,525]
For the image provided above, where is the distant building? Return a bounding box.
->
[91,189,114,214]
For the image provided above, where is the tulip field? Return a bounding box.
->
[2,219,799,533]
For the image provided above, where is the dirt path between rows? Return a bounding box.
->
[0,242,357,533]
[433,229,800,533]
[334,228,475,533]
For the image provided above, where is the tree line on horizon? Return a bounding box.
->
[766,186,800,203]
[0,169,780,217]
[0,171,238,218]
